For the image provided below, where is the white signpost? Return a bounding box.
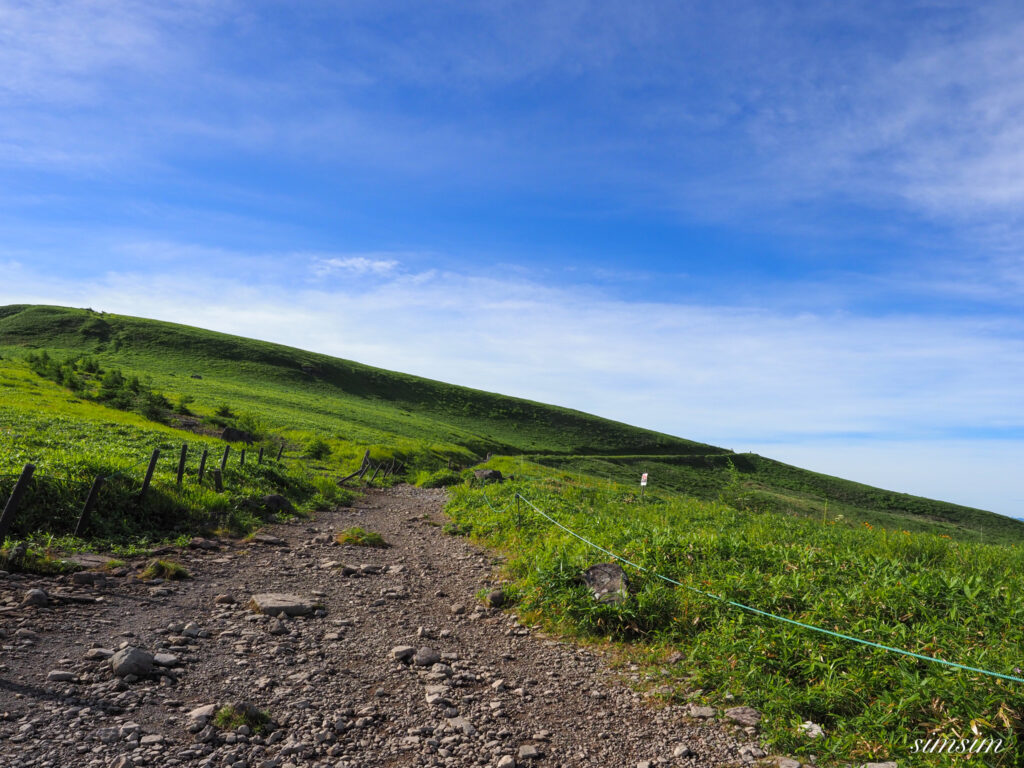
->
[640,472,648,502]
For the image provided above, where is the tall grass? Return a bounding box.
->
[445,464,1024,766]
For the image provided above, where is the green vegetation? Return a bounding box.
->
[3,303,1024,766]
[213,704,270,733]
[414,468,463,488]
[2,304,1017,545]
[446,459,1024,766]
[334,527,388,548]
[140,559,190,580]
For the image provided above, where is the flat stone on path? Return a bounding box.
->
[248,592,318,616]
[251,533,288,546]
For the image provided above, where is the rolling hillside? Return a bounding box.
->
[1,302,1022,544]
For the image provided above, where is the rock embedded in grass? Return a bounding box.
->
[724,706,761,728]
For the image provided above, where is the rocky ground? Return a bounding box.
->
[0,485,801,768]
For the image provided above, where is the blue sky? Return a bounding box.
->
[1,1,1023,517]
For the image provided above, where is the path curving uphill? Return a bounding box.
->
[0,486,768,767]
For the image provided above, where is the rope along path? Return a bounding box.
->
[489,490,1024,685]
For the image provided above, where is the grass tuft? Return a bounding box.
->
[335,527,388,548]
[140,558,190,580]
[213,704,270,733]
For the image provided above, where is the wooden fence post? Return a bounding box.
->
[197,448,208,484]
[276,442,284,461]
[240,449,246,467]
[369,463,382,483]
[0,463,35,540]
[258,447,264,465]
[213,469,223,493]
[220,446,230,472]
[176,443,188,486]
[74,475,105,537]
[138,449,160,503]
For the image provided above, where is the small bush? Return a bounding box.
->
[215,404,234,418]
[140,559,190,580]
[304,437,331,460]
[335,527,388,548]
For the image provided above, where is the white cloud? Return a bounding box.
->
[2,257,1022,515]
[312,255,401,278]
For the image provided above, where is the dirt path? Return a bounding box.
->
[0,486,770,768]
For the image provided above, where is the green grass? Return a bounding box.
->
[445,460,1024,767]
[213,704,270,733]
[334,527,388,548]
[139,559,190,580]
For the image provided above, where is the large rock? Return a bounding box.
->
[581,563,629,604]
[21,588,49,607]
[262,495,296,514]
[221,427,254,444]
[473,469,504,483]
[248,593,318,617]
[109,647,154,678]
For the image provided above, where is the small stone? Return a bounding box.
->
[799,721,824,739]
[21,588,48,607]
[110,757,134,768]
[724,705,761,728]
[859,764,898,768]
[450,604,466,615]
[84,647,115,661]
[268,619,288,635]
[447,716,475,736]
[188,704,218,721]
[496,757,516,768]
[153,653,179,667]
[46,670,75,682]
[777,759,802,768]
[391,646,416,662]
[673,745,695,758]
[140,734,164,745]
[214,593,236,605]
[686,705,716,718]
[413,647,441,666]
[518,745,541,761]
[485,589,507,608]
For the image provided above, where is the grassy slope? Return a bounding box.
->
[446,462,1024,766]
[2,303,1021,545]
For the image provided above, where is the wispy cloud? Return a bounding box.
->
[312,255,402,278]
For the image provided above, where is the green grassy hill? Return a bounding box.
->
[2,303,1021,545]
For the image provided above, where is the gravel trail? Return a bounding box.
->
[0,485,771,768]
